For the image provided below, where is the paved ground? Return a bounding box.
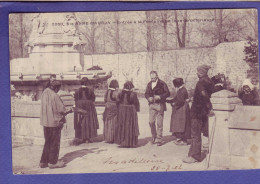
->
[12,98,210,174]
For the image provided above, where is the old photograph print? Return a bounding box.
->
[9,9,260,174]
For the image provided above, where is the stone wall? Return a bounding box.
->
[84,48,216,93]
[214,41,250,91]
[10,41,251,93]
[84,41,250,93]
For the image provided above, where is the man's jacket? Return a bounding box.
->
[191,76,215,119]
[145,79,170,111]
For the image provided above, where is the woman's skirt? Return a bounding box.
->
[103,102,118,143]
[116,104,139,147]
[170,102,191,141]
[74,100,99,140]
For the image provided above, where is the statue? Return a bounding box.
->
[63,14,78,36]
[62,13,84,49]
[26,13,47,52]
[26,13,85,52]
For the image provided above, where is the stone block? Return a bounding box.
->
[29,51,82,74]
[12,117,43,138]
[12,101,41,118]
[211,118,229,154]
[229,129,260,158]
[229,129,252,157]
[229,106,260,130]
[230,155,260,169]
[208,111,231,168]
[211,90,242,111]
[211,90,239,98]
[212,104,235,111]
[211,97,242,105]
[12,116,75,147]
[209,154,231,168]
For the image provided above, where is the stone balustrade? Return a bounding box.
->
[11,91,105,147]
[208,90,260,169]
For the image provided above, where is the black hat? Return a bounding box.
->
[123,81,134,90]
[50,80,61,91]
[50,80,61,88]
[81,77,89,85]
[173,78,184,88]
[109,80,119,89]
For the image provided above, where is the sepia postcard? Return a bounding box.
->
[9,9,260,174]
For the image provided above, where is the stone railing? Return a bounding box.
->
[208,90,260,169]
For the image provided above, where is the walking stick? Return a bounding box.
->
[207,113,217,169]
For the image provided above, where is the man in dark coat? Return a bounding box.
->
[145,71,170,146]
[200,74,225,139]
[183,65,215,163]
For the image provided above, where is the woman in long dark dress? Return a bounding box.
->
[166,78,191,145]
[116,81,140,148]
[103,80,120,143]
[73,77,99,144]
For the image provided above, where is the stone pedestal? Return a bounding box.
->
[228,106,260,169]
[11,90,105,148]
[29,34,84,74]
[208,90,242,168]
[11,91,75,147]
[208,89,260,169]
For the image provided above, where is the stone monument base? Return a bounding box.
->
[11,93,105,148]
[208,90,260,169]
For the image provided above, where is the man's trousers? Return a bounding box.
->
[188,116,208,161]
[40,126,62,164]
[149,103,164,143]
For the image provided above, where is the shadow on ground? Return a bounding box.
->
[60,148,98,164]
[138,135,175,147]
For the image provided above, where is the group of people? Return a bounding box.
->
[144,66,218,163]
[39,64,260,169]
[73,78,140,148]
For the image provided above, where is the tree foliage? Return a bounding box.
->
[9,10,258,60]
[244,37,259,79]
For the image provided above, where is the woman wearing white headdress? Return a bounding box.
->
[238,79,260,105]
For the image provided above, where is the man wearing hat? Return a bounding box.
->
[183,65,215,163]
[43,74,56,90]
[39,80,72,169]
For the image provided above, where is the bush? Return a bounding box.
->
[244,37,259,80]
[87,65,103,71]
